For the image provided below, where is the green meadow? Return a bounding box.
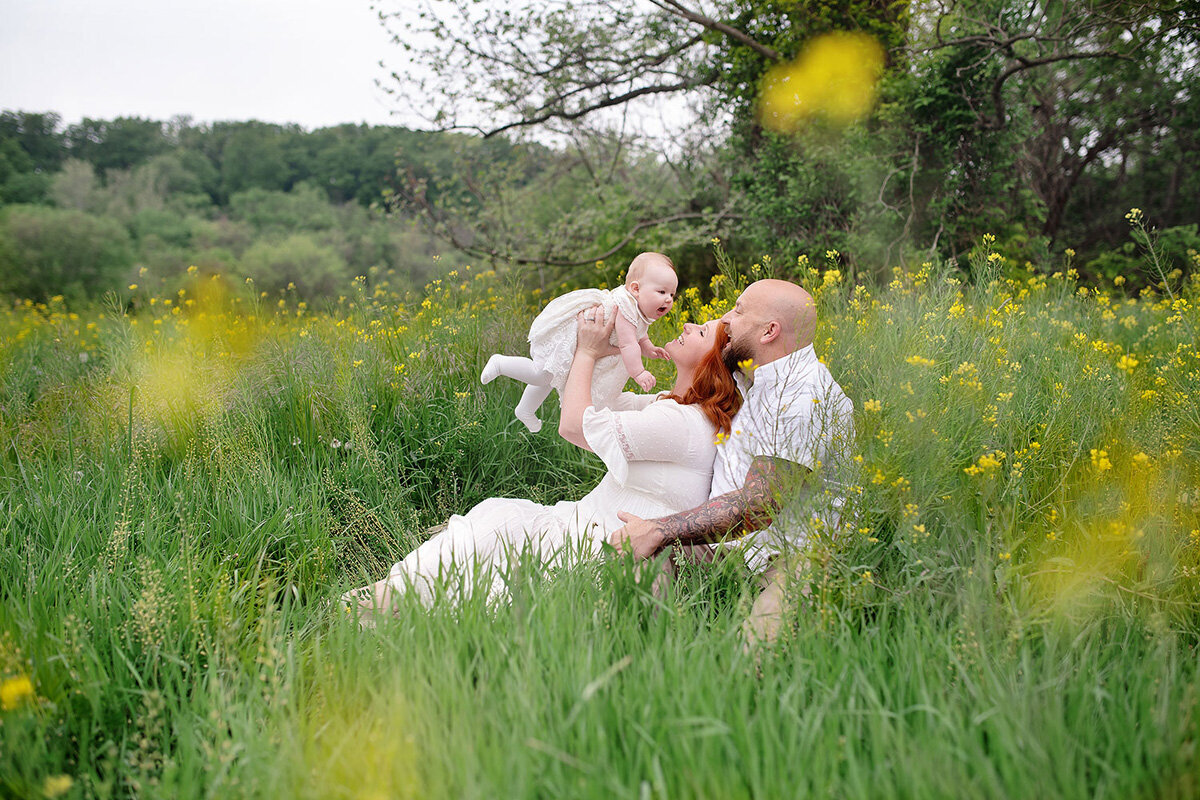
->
[1,239,1198,799]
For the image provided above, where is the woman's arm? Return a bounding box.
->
[559,307,618,450]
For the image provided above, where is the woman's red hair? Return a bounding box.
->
[665,324,741,435]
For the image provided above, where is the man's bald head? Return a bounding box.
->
[742,279,816,350]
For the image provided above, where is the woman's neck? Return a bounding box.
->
[669,364,696,397]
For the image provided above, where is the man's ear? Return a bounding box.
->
[761,320,781,344]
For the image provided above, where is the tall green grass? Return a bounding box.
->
[1,243,1197,799]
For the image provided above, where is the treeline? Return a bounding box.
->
[0,112,533,301]
[390,0,1200,289]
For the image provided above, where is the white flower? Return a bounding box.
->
[330,439,342,449]
[291,437,301,447]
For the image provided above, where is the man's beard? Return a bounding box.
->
[722,337,755,375]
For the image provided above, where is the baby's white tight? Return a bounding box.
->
[481,355,553,433]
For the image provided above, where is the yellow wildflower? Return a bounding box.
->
[1116,354,1139,372]
[758,32,884,130]
[43,775,74,798]
[1,675,34,710]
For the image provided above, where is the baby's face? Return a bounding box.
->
[633,266,677,320]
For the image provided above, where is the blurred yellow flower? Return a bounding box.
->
[1090,449,1112,472]
[964,450,1004,476]
[863,399,881,412]
[758,32,885,130]
[1,675,34,710]
[42,775,74,798]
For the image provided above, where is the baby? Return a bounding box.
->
[481,252,678,432]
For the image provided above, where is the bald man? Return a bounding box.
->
[610,279,855,647]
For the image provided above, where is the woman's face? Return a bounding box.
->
[664,320,718,368]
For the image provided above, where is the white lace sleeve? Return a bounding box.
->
[582,400,698,485]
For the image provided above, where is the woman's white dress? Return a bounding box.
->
[386,392,716,606]
[527,285,653,406]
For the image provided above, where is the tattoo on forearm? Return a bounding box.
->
[658,458,791,546]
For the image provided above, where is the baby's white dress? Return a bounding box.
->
[527,285,652,407]
[386,392,716,607]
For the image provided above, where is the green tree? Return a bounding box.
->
[0,205,133,300]
[239,233,350,298]
[379,0,1198,275]
[228,184,339,232]
[0,111,66,204]
[65,116,169,175]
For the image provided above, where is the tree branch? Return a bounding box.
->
[648,0,783,61]
[483,73,718,138]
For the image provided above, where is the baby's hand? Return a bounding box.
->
[634,370,656,391]
[646,346,670,360]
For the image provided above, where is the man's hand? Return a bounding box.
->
[575,306,619,358]
[609,511,667,560]
[633,370,656,391]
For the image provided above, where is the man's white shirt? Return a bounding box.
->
[710,344,855,570]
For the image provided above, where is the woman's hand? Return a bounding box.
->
[559,306,617,450]
[575,306,619,359]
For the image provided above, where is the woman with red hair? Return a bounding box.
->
[344,309,740,622]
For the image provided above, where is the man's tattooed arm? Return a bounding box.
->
[657,456,811,547]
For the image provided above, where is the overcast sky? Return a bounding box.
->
[0,0,412,130]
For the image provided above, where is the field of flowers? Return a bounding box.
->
[1,227,1198,798]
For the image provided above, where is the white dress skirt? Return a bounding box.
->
[386,393,716,607]
[526,285,653,407]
